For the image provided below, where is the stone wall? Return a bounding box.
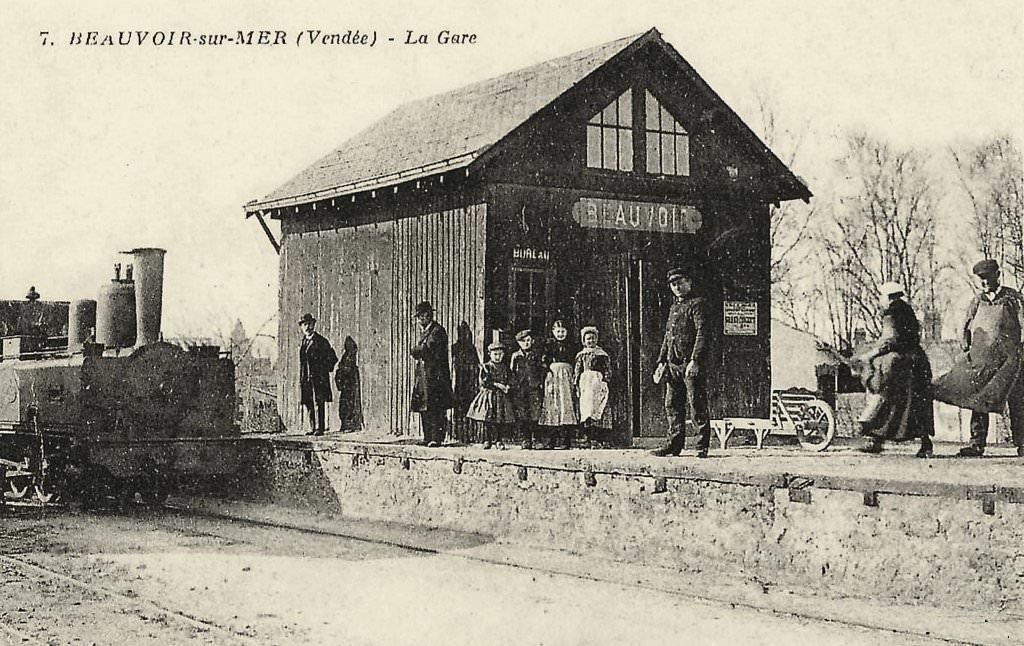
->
[256,441,1024,613]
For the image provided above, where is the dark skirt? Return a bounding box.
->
[860,347,934,441]
[466,389,516,423]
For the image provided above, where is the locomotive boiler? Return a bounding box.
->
[0,248,241,506]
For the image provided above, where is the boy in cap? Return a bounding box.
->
[511,329,546,449]
[297,313,338,436]
[934,259,1024,457]
[651,264,712,458]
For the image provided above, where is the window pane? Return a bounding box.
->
[662,133,675,175]
[516,272,530,296]
[603,128,617,170]
[618,89,632,126]
[675,135,690,176]
[587,126,602,168]
[646,133,660,174]
[643,90,659,131]
[602,101,616,126]
[619,130,633,172]
[675,119,686,134]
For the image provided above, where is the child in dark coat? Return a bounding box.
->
[510,329,546,449]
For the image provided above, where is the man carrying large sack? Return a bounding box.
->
[933,259,1024,457]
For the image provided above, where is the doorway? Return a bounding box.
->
[578,254,674,443]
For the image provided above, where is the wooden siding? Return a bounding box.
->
[278,203,486,436]
[390,204,487,436]
[278,223,395,433]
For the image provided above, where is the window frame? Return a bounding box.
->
[583,84,691,179]
[508,262,554,335]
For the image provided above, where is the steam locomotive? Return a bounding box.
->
[0,248,241,506]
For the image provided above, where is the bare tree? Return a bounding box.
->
[813,132,944,349]
[752,88,816,293]
[951,135,1024,288]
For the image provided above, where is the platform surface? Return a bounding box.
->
[246,429,1024,496]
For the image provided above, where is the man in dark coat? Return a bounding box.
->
[651,265,712,458]
[410,301,454,447]
[298,313,338,436]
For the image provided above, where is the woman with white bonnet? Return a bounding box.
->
[858,281,935,456]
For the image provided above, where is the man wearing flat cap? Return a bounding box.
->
[297,313,338,436]
[933,259,1024,457]
[651,264,713,458]
[410,301,454,447]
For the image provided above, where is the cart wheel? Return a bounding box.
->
[796,399,835,451]
[8,477,29,500]
[34,482,59,504]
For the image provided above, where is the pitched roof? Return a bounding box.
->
[245,28,810,215]
[246,32,644,213]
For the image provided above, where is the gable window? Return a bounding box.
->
[584,88,691,177]
[645,90,689,176]
[586,89,633,172]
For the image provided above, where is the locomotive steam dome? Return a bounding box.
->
[94,248,166,350]
[96,261,136,348]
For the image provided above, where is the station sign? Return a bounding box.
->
[571,197,702,234]
[724,301,758,335]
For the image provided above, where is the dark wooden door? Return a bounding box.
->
[636,258,675,437]
[576,254,678,443]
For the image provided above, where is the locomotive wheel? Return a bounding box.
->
[796,399,836,452]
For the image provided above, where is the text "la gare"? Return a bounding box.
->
[401,30,477,45]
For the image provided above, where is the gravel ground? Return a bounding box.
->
[0,504,992,645]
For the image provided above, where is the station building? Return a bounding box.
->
[245,28,810,443]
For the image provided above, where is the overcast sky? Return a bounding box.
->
[1,0,1021,341]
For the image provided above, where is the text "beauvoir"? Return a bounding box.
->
[68,31,290,46]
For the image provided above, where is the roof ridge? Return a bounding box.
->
[397,31,648,111]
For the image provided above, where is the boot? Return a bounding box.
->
[857,437,884,454]
[651,433,685,457]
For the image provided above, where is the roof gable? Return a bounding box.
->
[246,28,809,215]
[247,32,644,213]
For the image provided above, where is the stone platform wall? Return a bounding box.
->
[253,441,1024,614]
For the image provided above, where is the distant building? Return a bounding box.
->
[0,289,70,359]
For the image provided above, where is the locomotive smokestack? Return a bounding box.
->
[126,248,166,346]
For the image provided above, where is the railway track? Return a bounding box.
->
[158,503,972,646]
[0,553,260,645]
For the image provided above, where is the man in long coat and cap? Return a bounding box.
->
[297,313,338,436]
[410,301,454,447]
[934,259,1024,457]
[651,264,713,458]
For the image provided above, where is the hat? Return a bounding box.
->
[879,282,904,297]
[515,329,533,341]
[297,313,316,325]
[972,259,999,277]
[667,266,693,283]
[487,341,505,351]
[414,301,434,316]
